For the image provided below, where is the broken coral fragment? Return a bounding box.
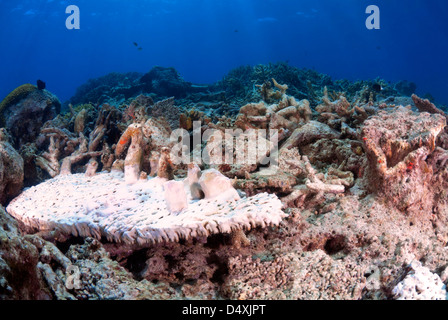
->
[163,180,188,214]
[6,172,286,245]
[392,261,446,300]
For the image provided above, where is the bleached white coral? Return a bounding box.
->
[6,171,286,245]
[392,261,447,300]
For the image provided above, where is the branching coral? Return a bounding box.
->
[116,118,175,180]
[234,96,311,134]
[122,94,154,124]
[30,103,119,179]
[316,87,376,131]
[157,147,175,180]
[88,104,120,152]
[59,134,102,175]
[35,136,60,178]
[179,108,211,131]
[74,109,88,134]
[255,78,288,102]
[280,156,349,208]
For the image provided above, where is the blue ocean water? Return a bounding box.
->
[0,0,447,104]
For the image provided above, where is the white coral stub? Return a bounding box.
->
[392,261,447,300]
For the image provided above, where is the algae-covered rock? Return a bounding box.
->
[0,84,61,148]
[140,66,192,98]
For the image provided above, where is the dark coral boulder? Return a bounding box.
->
[67,72,144,107]
[140,66,194,98]
[0,84,61,148]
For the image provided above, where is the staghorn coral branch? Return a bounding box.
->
[280,156,346,208]
[60,134,101,175]
[35,136,60,177]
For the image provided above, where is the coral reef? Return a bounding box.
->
[2,63,448,301]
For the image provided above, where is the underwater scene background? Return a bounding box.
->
[1,0,448,105]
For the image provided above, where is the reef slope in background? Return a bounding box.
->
[1,63,448,300]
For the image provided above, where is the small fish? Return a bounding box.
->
[138,47,143,51]
[234,29,238,33]
[133,42,138,47]
[37,79,46,90]
[372,83,383,92]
